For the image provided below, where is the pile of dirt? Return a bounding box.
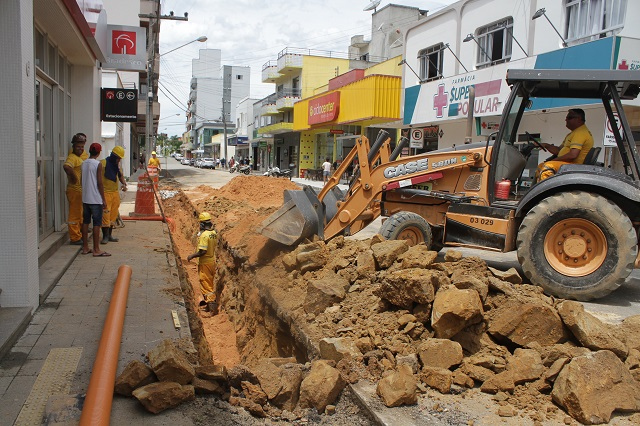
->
[161,176,640,424]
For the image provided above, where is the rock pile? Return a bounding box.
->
[276,236,640,424]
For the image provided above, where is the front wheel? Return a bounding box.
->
[242,169,250,175]
[516,191,637,301]
[379,212,433,248]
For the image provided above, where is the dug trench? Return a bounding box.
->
[146,175,640,425]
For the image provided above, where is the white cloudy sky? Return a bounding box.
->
[156,0,456,136]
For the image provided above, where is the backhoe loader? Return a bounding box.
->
[259,69,640,301]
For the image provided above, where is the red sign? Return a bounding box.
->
[329,129,344,135]
[308,92,340,125]
[112,30,136,55]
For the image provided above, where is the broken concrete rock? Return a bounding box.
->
[303,273,347,315]
[356,250,376,277]
[375,268,446,309]
[319,337,362,362]
[229,396,267,418]
[507,348,544,384]
[195,363,228,382]
[371,239,409,269]
[443,249,463,262]
[376,364,418,407]
[417,338,463,370]
[487,266,522,284]
[192,377,224,395]
[396,353,420,374]
[241,381,268,406]
[419,366,452,394]
[557,301,628,359]
[488,300,568,347]
[552,350,640,424]
[148,340,195,385]
[431,286,484,339]
[253,359,303,411]
[397,244,438,269]
[620,315,640,352]
[299,360,346,413]
[115,359,156,396]
[227,364,259,390]
[451,275,489,302]
[132,381,195,414]
[296,241,328,273]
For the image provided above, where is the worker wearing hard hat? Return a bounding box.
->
[148,150,161,171]
[63,133,89,245]
[101,146,127,244]
[187,212,220,314]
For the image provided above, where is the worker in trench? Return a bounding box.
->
[187,212,220,314]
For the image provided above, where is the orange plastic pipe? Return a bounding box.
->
[79,264,132,426]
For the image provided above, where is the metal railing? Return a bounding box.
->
[260,47,387,69]
[276,88,301,98]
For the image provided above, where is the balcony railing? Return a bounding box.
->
[277,47,387,63]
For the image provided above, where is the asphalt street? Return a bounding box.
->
[162,158,640,322]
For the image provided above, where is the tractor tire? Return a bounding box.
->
[516,191,637,301]
[379,212,433,248]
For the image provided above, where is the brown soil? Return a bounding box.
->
[159,175,639,425]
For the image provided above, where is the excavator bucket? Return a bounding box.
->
[258,186,325,246]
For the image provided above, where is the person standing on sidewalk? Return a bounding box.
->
[100,146,127,244]
[63,133,88,245]
[187,212,219,314]
[322,157,332,183]
[81,143,110,257]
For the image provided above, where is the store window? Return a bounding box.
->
[475,17,513,68]
[418,43,444,82]
[565,0,626,44]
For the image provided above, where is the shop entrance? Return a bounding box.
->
[35,79,56,240]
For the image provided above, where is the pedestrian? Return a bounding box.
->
[80,142,110,257]
[229,157,235,168]
[221,157,226,169]
[148,150,161,172]
[322,157,332,183]
[63,133,88,245]
[187,212,219,314]
[101,146,127,244]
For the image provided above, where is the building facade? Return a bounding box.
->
[401,0,640,182]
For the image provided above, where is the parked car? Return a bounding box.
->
[189,158,196,166]
[195,158,203,168]
[180,157,190,165]
[175,154,183,161]
[201,158,215,169]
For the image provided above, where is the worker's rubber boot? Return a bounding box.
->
[108,227,119,242]
[101,227,110,245]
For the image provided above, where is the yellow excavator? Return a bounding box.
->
[259,69,640,301]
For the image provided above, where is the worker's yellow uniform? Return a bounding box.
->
[196,229,218,303]
[536,124,594,182]
[101,159,121,228]
[148,157,161,168]
[64,150,88,242]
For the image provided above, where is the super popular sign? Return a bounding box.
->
[308,92,340,125]
[433,75,502,119]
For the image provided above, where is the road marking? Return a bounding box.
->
[14,347,82,426]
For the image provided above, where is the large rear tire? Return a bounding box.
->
[380,212,433,248]
[516,191,636,301]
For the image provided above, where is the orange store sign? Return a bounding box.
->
[308,92,340,125]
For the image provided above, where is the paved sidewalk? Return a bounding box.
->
[0,186,194,424]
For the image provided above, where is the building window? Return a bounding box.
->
[475,17,513,68]
[418,43,444,82]
[565,0,626,44]
[236,74,243,80]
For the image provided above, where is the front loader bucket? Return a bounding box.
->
[258,186,325,246]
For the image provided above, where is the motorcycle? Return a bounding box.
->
[264,166,292,179]
[238,165,251,175]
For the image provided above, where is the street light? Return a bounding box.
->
[159,35,208,57]
[463,34,491,63]
[147,36,207,153]
[532,8,567,47]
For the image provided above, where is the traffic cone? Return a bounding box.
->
[131,173,156,216]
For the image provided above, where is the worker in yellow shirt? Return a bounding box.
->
[535,108,594,182]
[148,150,161,171]
[63,133,89,244]
[101,146,127,244]
[187,212,219,314]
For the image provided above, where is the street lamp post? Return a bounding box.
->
[146,36,207,154]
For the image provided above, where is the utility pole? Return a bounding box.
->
[139,6,190,153]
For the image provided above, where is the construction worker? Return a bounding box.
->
[148,150,161,171]
[535,108,594,182]
[63,133,89,245]
[101,146,127,244]
[187,212,219,314]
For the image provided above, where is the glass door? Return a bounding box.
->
[35,79,55,239]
